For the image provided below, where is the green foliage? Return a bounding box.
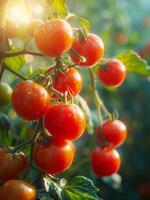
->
[46,0,68,16]
[37,176,100,200]
[117,51,150,76]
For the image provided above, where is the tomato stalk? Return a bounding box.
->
[4,64,27,80]
[89,69,112,123]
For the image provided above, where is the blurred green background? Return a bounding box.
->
[0,0,150,199]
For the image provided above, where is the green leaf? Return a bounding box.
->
[37,192,54,200]
[64,176,100,200]
[66,13,91,30]
[117,50,150,76]
[47,0,68,16]
[5,47,26,72]
[0,114,11,135]
[76,95,94,134]
[43,177,63,199]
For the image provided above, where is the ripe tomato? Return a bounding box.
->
[34,19,73,57]
[90,147,121,176]
[0,180,36,200]
[98,59,126,87]
[70,33,104,67]
[102,120,127,147]
[45,104,86,141]
[12,80,50,121]
[26,19,42,37]
[46,67,82,97]
[34,138,75,174]
[0,148,28,182]
[6,18,18,38]
[0,82,12,107]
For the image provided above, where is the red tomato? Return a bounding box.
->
[46,67,82,97]
[90,147,121,176]
[0,180,36,200]
[12,80,50,121]
[70,33,104,67]
[0,148,28,182]
[98,59,126,87]
[45,104,86,141]
[34,139,75,174]
[102,120,127,147]
[34,19,73,57]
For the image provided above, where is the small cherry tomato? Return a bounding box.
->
[70,33,104,67]
[102,120,127,147]
[0,148,28,182]
[90,147,121,176]
[34,138,75,174]
[0,82,12,107]
[98,59,126,87]
[45,103,86,141]
[46,67,82,97]
[34,19,73,57]
[12,80,50,121]
[0,179,36,200]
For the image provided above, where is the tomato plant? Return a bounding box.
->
[0,82,12,106]
[45,103,86,141]
[46,67,82,97]
[101,120,127,147]
[0,148,28,182]
[0,180,36,200]
[90,147,121,176]
[98,59,126,87]
[12,80,50,120]
[34,19,73,57]
[0,0,148,199]
[34,138,75,174]
[70,33,104,67]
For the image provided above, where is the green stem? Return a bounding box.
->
[4,64,27,80]
[0,58,5,80]
[89,69,111,124]
[3,50,43,58]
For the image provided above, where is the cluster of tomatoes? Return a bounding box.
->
[0,16,128,199]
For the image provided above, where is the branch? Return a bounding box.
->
[4,50,44,58]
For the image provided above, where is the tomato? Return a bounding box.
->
[6,18,18,38]
[90,147,121,176]
[45,104,86,141]
[101,120,127,147]
[0,148,28,182]
[70,33,104,67]
[34,138,75,174]
[0,82,12,107]
[12,80,50,121]
[26,19,42,37]
[0,180,36,200]
[98,59,126,87]
[34,19,73,57]
[46,67,82,97]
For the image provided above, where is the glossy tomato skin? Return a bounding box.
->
[0,180,36,200]
[12,80,50,121]
[0,82,12,106]
[45,104,86,141]
[102,120,127,147]
[0,148,28,182]
[91,147,121,176]
[34,19,73,57]
[34,139,75,174]
[98,59,126,87]
[70,33,104,67]
[46,67,82,97]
